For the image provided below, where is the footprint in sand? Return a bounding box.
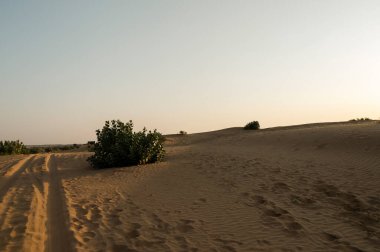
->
[214,237,243,252]
[260,201,304,235]
[321,231,340,241]
[271,182,291,193]
[176,219,195,233]
[125,223,141,239]
[289,194,316,208]
[239,192,267,207]
[194,198,207,205]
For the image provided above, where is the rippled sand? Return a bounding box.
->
[0,121,379,251]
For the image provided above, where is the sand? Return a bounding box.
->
[0,121,379,251]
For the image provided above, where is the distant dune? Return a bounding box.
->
[0,121,379,251]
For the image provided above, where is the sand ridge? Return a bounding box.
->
[0,121,379,251]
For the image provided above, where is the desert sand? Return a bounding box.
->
[0,121,379,251]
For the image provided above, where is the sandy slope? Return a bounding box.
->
[0,121,379,251]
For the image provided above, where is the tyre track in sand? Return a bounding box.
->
[46,154,75,252]
[0,154,75,252]
[0,155,44,251]
[0,155,35,203]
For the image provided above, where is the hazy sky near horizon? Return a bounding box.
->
[1,1,379,144]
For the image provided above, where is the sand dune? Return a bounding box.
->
[0,121,379,251]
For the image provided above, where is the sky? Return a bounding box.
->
[1,0,379,144]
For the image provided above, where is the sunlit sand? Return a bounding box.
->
[0,121,379,251]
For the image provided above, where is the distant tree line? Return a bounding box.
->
[0,140,28,155]
[0,140,81,155]
[349,118,372,122]
[35,144,81,153]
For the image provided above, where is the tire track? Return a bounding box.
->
[0,155,45,252]
[0,154,75,252]
[23,155,49,251]
[0,157,24,176]
[46,154,75,252]
[0,155,35,203]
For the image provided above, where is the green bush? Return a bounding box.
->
[244,121,260,130]
[0,140,28,155]
[88,120,165,169]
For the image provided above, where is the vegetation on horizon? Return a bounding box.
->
[244,121,260,130]
[179,130,187,135]
[349,118,372,122]
[0,141,81,155]
[88,120,165,169]
[0,140,28,155]
[42,144,81,153]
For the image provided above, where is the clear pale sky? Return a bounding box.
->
[1,1,379,144]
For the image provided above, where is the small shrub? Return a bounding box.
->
[349,118,372,122]
[28,147,41,154]
[244,121,260,130]
[87,141,96,151]
[179,130,187,135]
[88,120,165,169]
[45,147,53,153]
